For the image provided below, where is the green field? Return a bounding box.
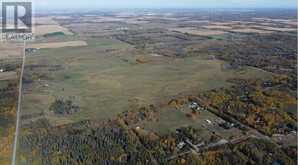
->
[21,37,273,126]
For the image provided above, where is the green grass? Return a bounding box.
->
[143,106,216,135]
[0,81,9,90]
[22,37,273,126]
[285,104,297,116]
[207,35,225,40]
[43,32,65,38]
[34,34,81,44]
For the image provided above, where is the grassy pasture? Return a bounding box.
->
[22,37,273,126]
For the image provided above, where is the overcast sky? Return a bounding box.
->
[33,0,297,10]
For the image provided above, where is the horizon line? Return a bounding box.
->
[35,7,298,11]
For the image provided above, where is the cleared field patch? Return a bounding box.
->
[284,21,298,26]
[143,104,245,138]
[94,16,125,22]
[252,18,297,27]
[250,25,297,32]
[27,41,88,49]
[34,25,73,36]
[0,42,22,59]
[0,72,17,81]
[35,17,58,25]
[202,25,233,30]
[229,28,273,34]
[252,17,297,23]
[170,27,227,36]
[184,20,209,24]
[125,19,150,24]
[143,106,218,136]
[209,22,238,26]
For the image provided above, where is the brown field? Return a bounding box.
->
[149,53,163,57]
[0,42,22,59]
[202,25,233,30]
[125,19,150,24]
[27,41,88,49]
[84,16,125,23]
[250,25,297,32]
[184,20,209,24]
[0,71,17,81]
[229,28,273,34]
[209,22,238,26]
[170,27,227,36]
[252,18,297,26]
[35,17,58,25]
[284,21,298,26]
[253,17,296,23]
[258,22,277,26]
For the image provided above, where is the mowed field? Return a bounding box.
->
[21,37,273,126]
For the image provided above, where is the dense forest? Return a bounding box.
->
[0,79,19,163]
[202,77,297,136]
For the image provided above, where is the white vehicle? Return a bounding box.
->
[177,142,186,149]
[205,119,212,124]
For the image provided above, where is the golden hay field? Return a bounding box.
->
[27,41,88,49]
[34,25,73,36]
